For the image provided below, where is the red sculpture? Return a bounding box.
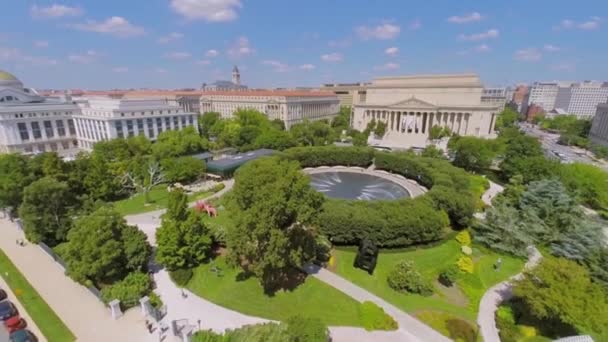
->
[195,200,217,217]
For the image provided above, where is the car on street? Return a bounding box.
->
[9,329,37,342]
[4,315,27,333]
[0,289,7,302]
[0,301,18,321]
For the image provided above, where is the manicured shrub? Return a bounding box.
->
[455,230,472,246]
[314,235,332,264]
[285,315,329,342]
[457,256,474,274]
[191,329,223,342]
[387,260,433,296]
[169,268,193,287]
[358,301,398,331]
[149,292,163,309]
[446,319,477,342]
[496,305,520,342]
[438,264,459,287]
[284,146,375,168]
[100,272,151,309]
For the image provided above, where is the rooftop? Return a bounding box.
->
[206,149,275,174]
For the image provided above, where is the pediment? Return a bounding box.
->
[387,96,436,109]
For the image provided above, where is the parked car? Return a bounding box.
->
[9,329,37,342]
[4,315,27,333]
[0,301,18,320]
[0,288,7,301]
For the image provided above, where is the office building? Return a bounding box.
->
[320,83,370,108]
[481,87,509,112]
[554,81,608,119]
[590,102,608,147]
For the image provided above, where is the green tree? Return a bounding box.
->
[513,258,608,340]
[374,121,387,137]
[152,126,208,159]
[100,272,151,308]
[494,108,519,131]
[448,136,497,172]
[161,156,206,184]
[331,106,351,131]
[62,206,150,285]
[429,125,451,140]
[228,157,324,291]
[290,120,336,146]
[155,190,213,270]
[84,153,122,201]
[199,112,221,138]
[420,145,445,159]
[285,315,329,342]
[0,154,32,215]
[559,163,608,210]
[255,129,296,150]
[18,177,74,246]
[271,118,286,131]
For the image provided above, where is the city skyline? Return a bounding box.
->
[1,0,607,89]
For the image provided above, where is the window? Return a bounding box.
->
[115,121,124,138]
[126,120,134,137]
[31,122,42,139]
[56,120,66,136]
[165,117,171,130]
[37,144,45,152]
[67,119,76,135]
[61,141,69,150]
[156,118,163,134]
[24,146,33,153]
[43,121,54,138]
[17,123,29,141]
[189,115,194,125]
[50,142,57,151]
[137,119,144,135]
[181,116,187,126]
[173,116,179,128]
[147,118,154,138]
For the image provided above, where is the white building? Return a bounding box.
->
[590,102,608,147]
[554,81,608,119]
[352,73,499,149]
[527,82,561,112]
[481,87,509,112]
[73,97,198,150]
[0,70,80,157]
[199,90,340,128]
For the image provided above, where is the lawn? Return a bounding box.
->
[0,249,75,342]
[332,239,524,332]
[188,256,367,327]
[113,185,213,216]
[469,174,490,211]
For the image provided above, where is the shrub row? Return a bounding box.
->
[283,145,375,168]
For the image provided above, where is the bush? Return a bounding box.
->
[446,319,477,342]
[455,230,472,246]
[314,235,332,264]
[169,268,193,287]
[457,256,474,274]
[358,301,398,331]
[283,146,374,168]
[387,260,433,296]
[149,292,163,309]
[192,323,288,342]
[285,315,329,342]
[210,183,225,193]
[191,330,222,342]
[496,305,521,342]
[100,272,151,309]
[438,264,459,287]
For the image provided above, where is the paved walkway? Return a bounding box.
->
[304,264,450,342]
[0,219,152,342]
[0,274,45,342]
[482,180,504,206]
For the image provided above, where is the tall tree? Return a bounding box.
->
[18,177,74,246]
[121,159,165,203]
[227,157,324,291]
[448,136,497,172]
[0,154,32,216]
[198,112,221,138]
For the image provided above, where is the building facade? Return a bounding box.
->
[199,91,340,128]
[73,97,198,150]
[512,85,529,114]
[528,82,561,112]
[554,81,608,119]
[590,102,608,147]
[481,87,509,112]
[0,71,80,157]
[352,74,499,149]
[320,83,370,108]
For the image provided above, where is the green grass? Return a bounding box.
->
[113,185,213,216]
[416,310,481,342]
[469,175,490,211]
[0,249,75,342]
[332,239,524,325]
[187,256,369,327]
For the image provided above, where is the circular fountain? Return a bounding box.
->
[307,168,422,201]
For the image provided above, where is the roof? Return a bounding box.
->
[191,152,214,160]
[207,149,275,173]
[63,89,336,99]
[0,70,18,81]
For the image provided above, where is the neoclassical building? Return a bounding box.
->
[352,73,500,149]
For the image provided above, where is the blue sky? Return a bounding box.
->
[1,0,607,89]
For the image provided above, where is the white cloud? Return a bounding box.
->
[374,62,399,71]
[170,0,242,22]
[356,23,400,40]
[71,17,145,38]
[299,64,315,70]
[409,19,422,31]
[30,4,83,19]
[205,49,219,57]
[227,36,255,58]
[385,47,399,57]
[458,29,499,41]
[554,18,600,30]
[514,48,542,62]
[158,32,183,44]
[112,67,129,73]
[320,53,343,62]
[543,44,560,52]
[164,51,192,60]
[578,19,600,30]
[447,12,482,24]
[196,59,211,65]
[475,44,490,52]
[328,38,352,48]
[155,68,168,74]
[262,60,289,72]
[34,40,49,48]
[68,50,100,64]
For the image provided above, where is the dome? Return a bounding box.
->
[0,70,24,89]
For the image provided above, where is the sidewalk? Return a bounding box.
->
[0,218,153,342]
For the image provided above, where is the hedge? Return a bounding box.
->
[283,146,374,168]
[100,272,152,309]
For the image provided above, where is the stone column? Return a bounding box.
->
[140,296,152,317]
[109,299,123,319]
